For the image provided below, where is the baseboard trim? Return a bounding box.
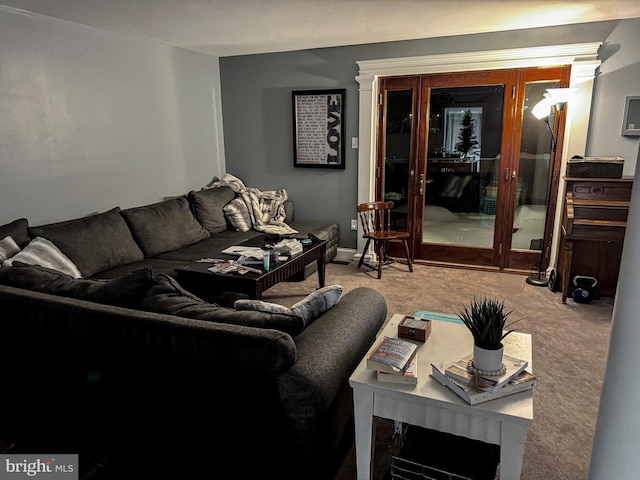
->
[335,248,358,263]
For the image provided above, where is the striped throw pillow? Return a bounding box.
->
[3,237,82,278]
[235,285,343,328]
[0,236,21,263]
[223,197,252,232]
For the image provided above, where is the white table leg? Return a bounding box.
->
[353,389,375,480]
[499,421,529,479]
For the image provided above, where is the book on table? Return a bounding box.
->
[444,353,528,393]
[432,362,537,406]
[366,336,418,375]
[376,358,418,385]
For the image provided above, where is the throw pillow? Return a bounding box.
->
[0,236,20,263]
[234,300,292,316]
[456,175,474,198]
[188,186,236,234]
[29,207,145,277]
[121,196,211,257]
[4,237,82,278]
[439,174,473,198]
[0,218,31,248]
[439,175,462,198]
[7,261,154,308]
[234,285,343,328]
[223,197,252,232]
[141,274,305,337]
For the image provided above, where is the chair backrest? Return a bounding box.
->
[357,201,394,237]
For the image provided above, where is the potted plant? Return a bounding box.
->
[457,296,519,372]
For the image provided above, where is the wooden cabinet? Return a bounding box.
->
[427,158,479,173]
[558,177,633,302]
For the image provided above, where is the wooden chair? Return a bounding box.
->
[357,201,413,279]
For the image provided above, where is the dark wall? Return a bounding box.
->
[220,21,619,250]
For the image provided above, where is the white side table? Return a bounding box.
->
[349,314,533,479]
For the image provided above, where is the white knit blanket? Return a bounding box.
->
[213,174,298,235]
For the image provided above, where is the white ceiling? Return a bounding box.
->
[2,0,640,57]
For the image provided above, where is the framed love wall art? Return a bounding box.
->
[292,89,346,168]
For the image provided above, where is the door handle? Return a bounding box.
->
[419,173,425,195]
[504,169,517,180]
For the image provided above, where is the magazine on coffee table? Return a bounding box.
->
[221,246,265,258]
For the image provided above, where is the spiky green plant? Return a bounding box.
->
[457,296,519,350]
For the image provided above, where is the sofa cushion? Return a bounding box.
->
[11,261,152,305]
[0,264,11,284]
[0,236,20,263]
[4,237,82,278]
[188,186,236,234]
[223,197,252,232]
[29,207,144,277]
[235,285,343,328]
[121,196,210,257]
[7,261,154,307]
[0,218,31,248]
[141,274,305,337]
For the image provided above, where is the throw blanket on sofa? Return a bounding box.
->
[213,174,298,235]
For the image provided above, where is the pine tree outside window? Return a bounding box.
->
[443,107,482,159]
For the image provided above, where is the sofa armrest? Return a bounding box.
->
[277,287,387,434]
[284,200,295,223]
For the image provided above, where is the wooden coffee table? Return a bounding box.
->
[349,314,533,479]
[175,237,326,300]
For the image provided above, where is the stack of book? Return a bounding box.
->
[272,238,303,256]
[377,358,418,384]
[367,336,419,385]
[431,353,537,405]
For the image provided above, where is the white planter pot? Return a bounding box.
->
[472,344,504,372]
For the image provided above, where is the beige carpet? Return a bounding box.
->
[262,259,614,480]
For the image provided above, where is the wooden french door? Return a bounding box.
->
[376,66,570,271]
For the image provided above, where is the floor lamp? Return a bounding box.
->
[526,88,576,287]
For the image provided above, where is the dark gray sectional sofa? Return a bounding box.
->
[0,187,387,479]
[14,186,338,281]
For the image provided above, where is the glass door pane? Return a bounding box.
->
[383,89,413,232]
[511,81,559,251]
[424,85,504,248]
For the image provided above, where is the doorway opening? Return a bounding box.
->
[377,69,570,271]
[356,43,601,272]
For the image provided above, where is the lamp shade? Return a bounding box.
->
[532,87,577,120]
[546,88,577,105]
[532,97,554,120]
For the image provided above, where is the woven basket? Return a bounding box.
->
[567,157,623,178]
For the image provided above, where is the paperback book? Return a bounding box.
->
[376,358,418,385]
[366,336,418,375]
[432,362,537,406]
[444,353,528,393]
